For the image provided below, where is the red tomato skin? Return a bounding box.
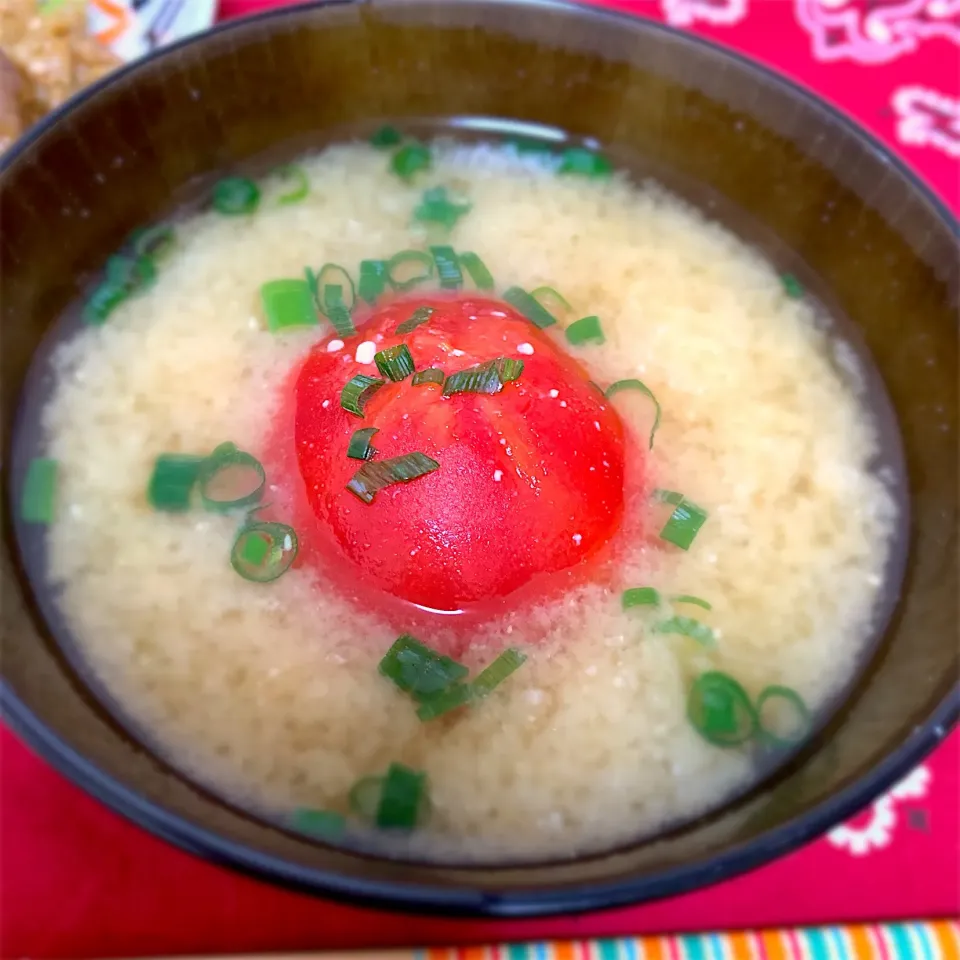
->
[294,295,630,612]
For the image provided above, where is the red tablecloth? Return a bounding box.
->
[2,2,958,957]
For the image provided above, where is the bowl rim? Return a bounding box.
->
[2,0,958,918]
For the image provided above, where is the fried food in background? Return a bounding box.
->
[0,0,119,154]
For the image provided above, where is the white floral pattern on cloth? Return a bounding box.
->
[794,0,960,64]
[827,765,932,856]
[660,0,749,27]
[893,85,960,157]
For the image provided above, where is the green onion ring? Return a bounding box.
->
[687,671,758,748]
[198,442,266,513]
[756,685,812,747]
[622,587,661,609]
[605,379,661,449]
[387,250,435,291]
[276,164,309,205]
[21,457,58,524]
[230,521,298,583]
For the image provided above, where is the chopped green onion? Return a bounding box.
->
[415,683,473,721]
[260,279,317,331]
[530,286,571,314]
[506,136,557,155]
[414,186,471,231]
[346,452,439,504]
[653,615,716,647]
[340,374,385,417]
[376,763,428,829]
[358,259,389,305]
[622,587,661,609]
[348,775,383,820]
[275,164,309,205]
[306,264,356,337]
[503,286,557,329]
[375,344,416,382]
[212,176,260,215]
[347,427,379,461]
[412,368,445,386]
[197,442,266,512]
[565,315,605,346]
[378,634,469,700]
[672,594,712,610]
[458,251,495,290]
[106,254,156,294]
[653,488,684,506]
[559,146,612,177]
[430,245,462,289]
[687,671,758,747]
[130,224,175,261]
[147,453,204,512]
[471,648,527,698]
[20,457,58,524]
[442,357,524,397]
[230,521,298,582]
[387,250,434,291]
[391,141,431,180]
[605,379,661,449]
[395,306,434,335]
[291,808,345,838]
[370,125,403,148]
[660,497,708,551]
[83,281,128,325]
[781,273,804,299]
[756,685,812,747]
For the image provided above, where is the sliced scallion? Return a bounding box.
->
[358,259,389,305]
[306,264,356,337]
[83,281,128,325]
[147,453,204,512]
[21,457,58,524]
[370,125,403,148]
[412,368,445,386]
[340,374,385,417]
[346,452,439,504]
[622,587,661,609]
[396,306,434,335]
[416,683,473,721]
[660,497,708,551]
[107,254,156,294]
[458,251,495,290]
[687,671,758,747]
[347,427,379,461]
[756,685,811,747]
[349,775,383,820]
[387,250,434,292]
[291,808,345,838]
[442,357,523,397]
[391,141,431,180]
[673,594,712,610]
[503,286,557,329]
[605,379,661,449]
[276,164,309,205]
[506,136,557,156]
[559,146,612,177]
[653,615,716,647]
[414,186,471,231]
[260,278,317,332]
[130,224,175,261]
[212,176,260,215]
[375,344,416,382]
[566,315,605,346]
[378,634,469,700]
[376,763,428,829]
[781,273,804,299]
[231,521,298,582]
[430,245,462,289]
[471,648,527,699]
[531,286,571,314]
[197,442,266,513]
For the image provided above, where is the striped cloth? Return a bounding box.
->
[418,923,960,960]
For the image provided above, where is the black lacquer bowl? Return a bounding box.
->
[1,0,957,917]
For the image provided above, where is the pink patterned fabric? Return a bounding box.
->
[2,1,957,956]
